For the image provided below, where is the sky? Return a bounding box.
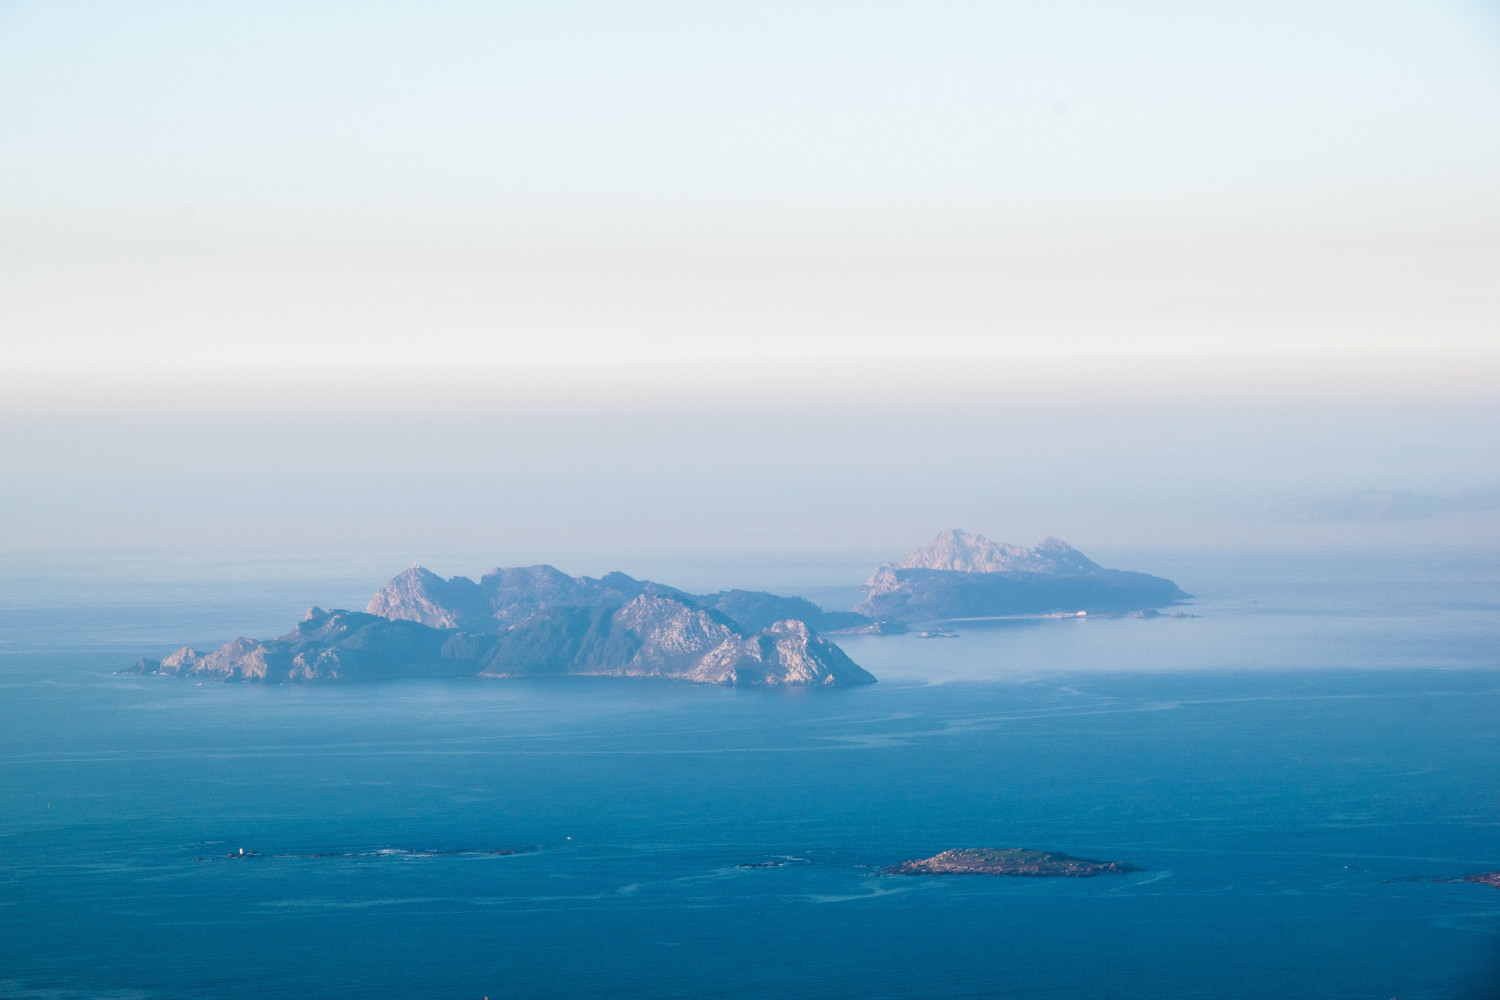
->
[1,1,1498,564]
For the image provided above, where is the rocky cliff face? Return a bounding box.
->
[683,619,870,686]
[480,566,692,623]
[896,530,1101,575]
[366,564,881,635]
[615,595,738,669]
[859,530,1188,622]
[366,567,492,629]
[367,564,697,630]
[129,597,875,687]
[474,595,874,686]
[130,607,473,683]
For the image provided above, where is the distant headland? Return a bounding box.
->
[857,530,1188,622]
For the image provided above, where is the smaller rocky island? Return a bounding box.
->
[1461,870,1500,888]
[889,848,1141,878]
[858,530,1189,622]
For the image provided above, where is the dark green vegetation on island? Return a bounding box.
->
[889,848,1142,877]
[857,530,1189,622]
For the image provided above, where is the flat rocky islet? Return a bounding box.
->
[889,848,1142,877]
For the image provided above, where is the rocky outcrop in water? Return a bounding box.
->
[857,530,1188,622]
[129,596,875,687]
[889,848,1141,877]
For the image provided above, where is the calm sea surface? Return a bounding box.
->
[1,550,1498,999]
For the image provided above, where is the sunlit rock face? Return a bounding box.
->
[683,619,872,687]
[366,567,490,629]
[859,530,1189,622]
[896,529,1101,575]
[478,595,874,686]
[128,609,473,683]
[128,598,875,688]
[367,565,694,630]
[367,564,883,635]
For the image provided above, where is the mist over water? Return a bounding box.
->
[5,401,1499,561]
[2,548,1498,998]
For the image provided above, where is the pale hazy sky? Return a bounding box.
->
[2,0,1498,412]
[1,2,1498,560]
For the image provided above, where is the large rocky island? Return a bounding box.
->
[889,848,1141,877]
[857,530,1188,622]
[129,566,876,687]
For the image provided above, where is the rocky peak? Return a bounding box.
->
[615,594,738,659]
[158,646,205,674]
[366,566,489,628]
[1030,537,1100,573]
[857,532,1187,620]
[685,617,874,686]
[897,529,1098,575]
[284,608,382,644]
[474,565,689,625]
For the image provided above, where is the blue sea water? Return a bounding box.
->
[1,550,1498,999]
